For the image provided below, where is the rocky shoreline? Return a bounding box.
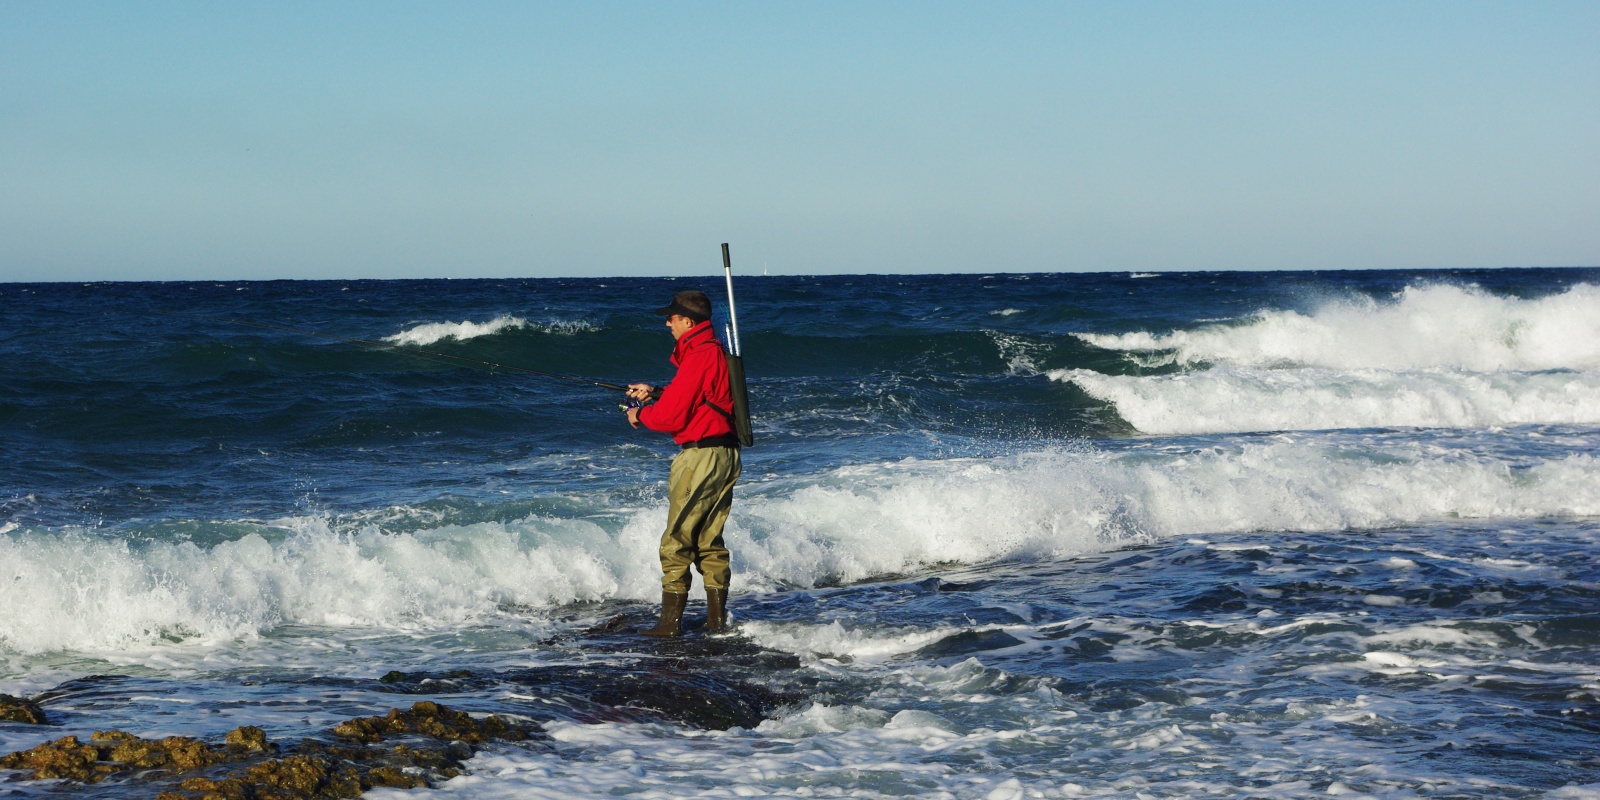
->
[1,635,812,798]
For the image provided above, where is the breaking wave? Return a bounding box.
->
[1062,283,1600,433]
[1056,367,1600,434]
[382,315,597,346]
[5,437,1597,655]
[1078,283,1600,372]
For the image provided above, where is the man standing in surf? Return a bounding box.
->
[624,290,742,637]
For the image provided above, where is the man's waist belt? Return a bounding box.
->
[681,435,740,450]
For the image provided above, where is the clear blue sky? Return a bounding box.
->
[3,1,1596,281]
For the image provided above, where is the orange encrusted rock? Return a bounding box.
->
[0,694,49,725]
[331,700,528,745]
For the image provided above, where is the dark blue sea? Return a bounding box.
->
[3,268,1599,798]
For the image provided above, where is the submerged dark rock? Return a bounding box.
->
[911,628,1026,659]
[368,632,806,732]
[499,656,802,731]
[584,614,633,633]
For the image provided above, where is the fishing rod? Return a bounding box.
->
[191,314,629,392]
[722,243,742,358]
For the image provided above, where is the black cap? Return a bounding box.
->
[654,290,712,322]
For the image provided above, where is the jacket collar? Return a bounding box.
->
[671,321,716,362]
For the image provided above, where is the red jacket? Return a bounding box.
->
[638,321,736,445]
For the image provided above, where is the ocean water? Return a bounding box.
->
[2,268,1599,798]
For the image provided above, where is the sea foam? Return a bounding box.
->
[4,437,1597,655]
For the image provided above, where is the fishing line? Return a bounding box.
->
[188,314,629,392]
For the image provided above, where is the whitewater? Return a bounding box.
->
[6,434,1597,659]
[1055,282,1600,434]
[2,268,1597,798]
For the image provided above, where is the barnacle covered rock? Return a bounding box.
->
[331,701,529,745]
[0,694,48,725]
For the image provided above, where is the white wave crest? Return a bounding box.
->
[1079,283,1600,372]
[1056,366,1600,434]
[738,620,960,663]
[383,315,527,346]
[730,444,1600,593]
[382,316,597,347]
[5,440,1598,655]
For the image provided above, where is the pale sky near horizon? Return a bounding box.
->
[2,1,1597,282]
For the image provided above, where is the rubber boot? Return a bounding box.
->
[640,591,687,638]
[705,588,729,634]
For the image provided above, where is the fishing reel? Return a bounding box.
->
[619,385,661,412]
